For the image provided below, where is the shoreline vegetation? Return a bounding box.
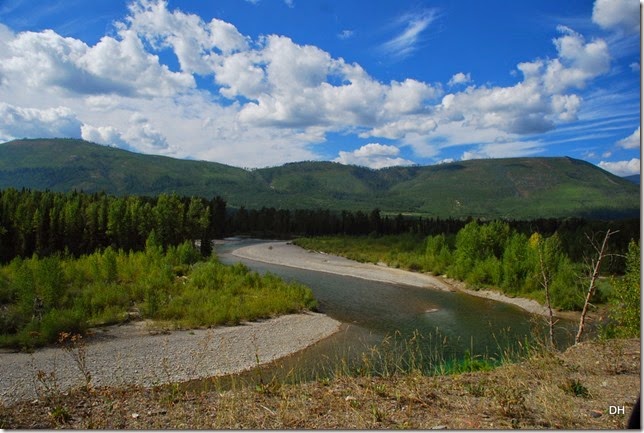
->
[0,238,320,350]
[232,240,570,319]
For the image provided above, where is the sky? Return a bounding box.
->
[0,0,640,175]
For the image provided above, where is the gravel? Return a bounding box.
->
[0,312,340,405]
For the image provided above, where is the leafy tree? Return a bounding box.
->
[608,240,640,337]
[501,232,529,294]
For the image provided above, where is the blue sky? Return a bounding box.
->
[0,0,640,175]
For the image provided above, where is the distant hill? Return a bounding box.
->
[623,174,640,185]
[0,138,639,219]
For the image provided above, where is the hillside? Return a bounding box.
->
[0,138,639,219]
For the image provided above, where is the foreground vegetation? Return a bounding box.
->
[0,237,316,349]
[0,336,638,429]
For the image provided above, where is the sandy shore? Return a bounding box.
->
[232,241,563,318]
[233,241,455,291]
[0,312,340,406]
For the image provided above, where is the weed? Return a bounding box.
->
[561,378,590,398]
[373,383,388,397]
[48,405,72,424]
[59,332,92,392]
[464,381,486,397]
[370,403,385,423]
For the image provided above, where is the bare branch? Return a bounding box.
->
[575,229,618,344]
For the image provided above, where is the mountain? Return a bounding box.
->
[623,174,640,185]
[0,138,639,219]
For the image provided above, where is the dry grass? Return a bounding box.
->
[0,338,639,429]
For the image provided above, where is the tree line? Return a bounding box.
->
[0,189,226,262]
[0,188,638,272]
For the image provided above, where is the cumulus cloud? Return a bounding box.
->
[617,127,640,149]
[363,116,437,140]
[81,124,130,149]
[0,103,82,140]
[126,0,249,74]
[598,158,640,176]
[432,27,609,150]
[592,0,640,35]
[1,25,194,98]
[124,113,170,151]
[335,143,414,169]
[0,0,624,168]
[461,140,544,160]
[542,26,611,94]
[448,72,471,86]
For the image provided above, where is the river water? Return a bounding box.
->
[215,238,576,381]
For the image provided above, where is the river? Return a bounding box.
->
[215,238,577,381]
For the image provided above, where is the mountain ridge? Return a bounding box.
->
[0,138,639,219]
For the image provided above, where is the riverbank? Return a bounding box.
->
[0,312,340,406]
[232,241,573,319]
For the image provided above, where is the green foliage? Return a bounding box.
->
[0,243,317,349]
[561,378,591,398]
[607,240,640,337]
[298,220,630,312]
[424,234,453,275]
[0,187,226,263]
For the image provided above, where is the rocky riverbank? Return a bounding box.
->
[0,312,340,405]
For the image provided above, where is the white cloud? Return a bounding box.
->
[461,140,544,160]
[598,158,640,176]
[448,72,471,86]
[380,9,438,60]
[363,116,437,140]
[126,0,249,74]
[431,28,609,148]
[335,143,414,169]
[124,113,170,151]
[592,0,640,35]
[338,30,354,40]
[438,80,556,135]
[543,27,611,94]
[0,1,625,169]
[0,26,194,98]
[81,124,130,149]
[0,103,82,140]
[617,127,640,149]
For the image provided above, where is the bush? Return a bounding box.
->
[0,245,318,349]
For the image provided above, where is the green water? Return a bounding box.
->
[215,239,576,382]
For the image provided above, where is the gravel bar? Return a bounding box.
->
[0,312,340,405]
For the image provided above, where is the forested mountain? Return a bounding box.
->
[0,138,639,219]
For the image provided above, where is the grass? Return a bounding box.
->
[0,336,639,429]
